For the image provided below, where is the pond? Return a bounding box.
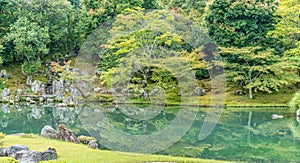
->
[0,103,299,162]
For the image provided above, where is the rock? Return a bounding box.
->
[57,103,67,107]
[139,89,148,98]
[16,89,22,96]
[30,100,37,104]
[233,90,245,96]
[1,88,10,101]
[1,88,10,97]
[15,147,57,163]
[95,70,101,77]
[297,109,300,117]
[0,147,8,156]
[39,96,44,102]
[94,87,101,92]
[41,147,57,161]
[88,140,98,149]
[0,69,9,78]
[57,124,79,143]
[193,87,206,96]
[70,85,82,98]
[67,96,74,105]
[55,93,64,102]
[26,76,33,86]
[7,145,29,158]
[149,87,164,96]
[47,98,54,103]
[271,114,284,119]
[31,80,42,93]
[52,79,64,95]
[26,97,31,102]
[41,125,57,138]
[107,88,116,94]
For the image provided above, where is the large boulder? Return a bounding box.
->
[31,80,42,93]
[1,88,10,97]
[26,76,32,86]
[0,147,8,156]
[7,145,29,158]
[15,147,57,163]
[1,88,10,101]
[57,124,79,144]
[192,87,206,96]
[41,125,57,139]
[88,140,98,149]
[0,69,9,78]
[55,93,64,102]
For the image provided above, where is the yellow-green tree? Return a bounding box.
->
[219,46,297,99]
[268,0,300,79]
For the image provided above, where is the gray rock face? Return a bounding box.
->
[88,140,98,149]
[193,87,206,96]
[15,147,57,163]
[7,145,29,158]
[1,88,10,97]
[31,80,42,93]
[41,125,57,138]
[0,147,8,156]
[1,88,10,101]
[107,88,116,94]
[52,79,64,96]
[55,93,64,102]
[16,89,22,96]
[26,76,33,85]
[0,69,9,78]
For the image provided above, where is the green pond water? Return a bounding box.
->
[0,103,299,162]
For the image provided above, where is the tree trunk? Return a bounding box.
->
[249,87,253,99]
[247,111,252,141]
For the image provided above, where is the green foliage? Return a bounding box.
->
[268,0,300,78]
[219,46,298,98]
[6,17,50,62]
[100,8,202,91]
[288,92,300,112]
[157,0,207,22]
[21,60,43,76]
[0,132,6,139]
[0,0,17,64]
[17,0,78,56]
[206,0,278,48]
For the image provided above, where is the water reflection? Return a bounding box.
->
[0,103,299,162]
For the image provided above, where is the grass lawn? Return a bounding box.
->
[0,135,230,163]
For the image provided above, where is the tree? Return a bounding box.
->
[17,0,78,56]
[99,8,208,93]
[157,0,208,22]
[219,46,297,98]
[268,0,300,80]
[0,0,17,64]
[6,17,50,75]
[205,0,278,48]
